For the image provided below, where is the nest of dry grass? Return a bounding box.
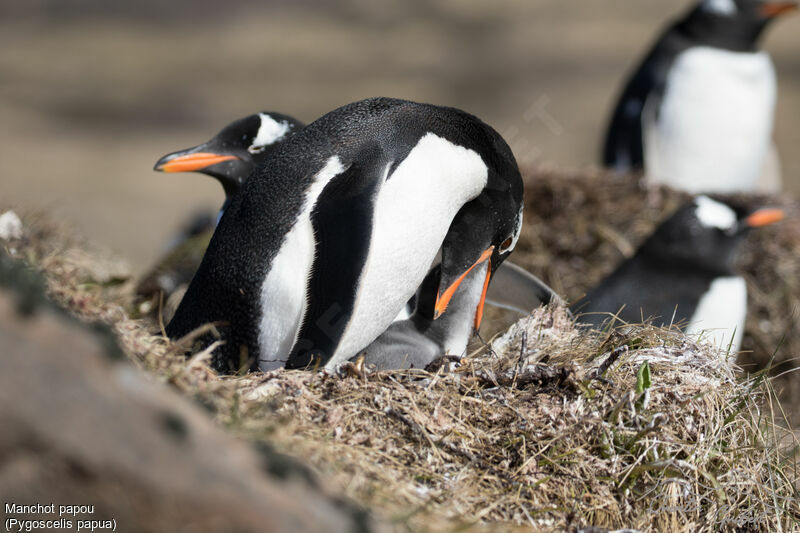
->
[5,191,799,532]
[225,311,798,532]
[512,166,800,425]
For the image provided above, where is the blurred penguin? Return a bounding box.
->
[573,196,784,353]
[603,0,795,194]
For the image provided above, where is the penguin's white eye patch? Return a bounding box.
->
[694,195,737,231]
[248,113,291,155]
[702,0,737,15]
[500,204,524,254]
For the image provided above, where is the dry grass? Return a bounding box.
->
[512,167,800,427]
[5,187,800,532]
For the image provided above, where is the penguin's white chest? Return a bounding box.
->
[645,48,776,193]
[328,133,489,368]
[685,276,747,354]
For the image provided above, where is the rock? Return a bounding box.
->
[0,251,383,533]
[0,210,23,240]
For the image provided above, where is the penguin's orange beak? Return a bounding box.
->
[760,2,797,17]
[434,245,494,320]
[473,260,492,330]
[745,208,784,227]
[154,152,239,173]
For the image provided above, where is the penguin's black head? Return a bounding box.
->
[692,0,796,46]
[433,159,524,330]
[642,195,783,274]
[153,112,305,199]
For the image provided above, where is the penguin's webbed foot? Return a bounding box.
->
[424,354,462,373]
[337,354,367,379]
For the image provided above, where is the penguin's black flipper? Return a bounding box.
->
[602,30,687,171]
[286,144,386,369]
[602,68,651,171]
[485,261,567,316]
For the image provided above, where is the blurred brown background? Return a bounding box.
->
[2,0,798,271]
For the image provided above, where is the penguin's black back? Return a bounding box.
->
[573,254,715,330]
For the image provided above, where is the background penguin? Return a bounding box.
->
[135,112,305,317]
[166,97,524,374]
[573,196,784,353]
[602,0,796,193]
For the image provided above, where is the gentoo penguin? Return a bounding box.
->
[573,196,783,352]
[136,112,305,314]
[602,0,796,193]
[166,97,524,374]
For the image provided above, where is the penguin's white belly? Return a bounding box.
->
[685,276,747,354]
[328,133,489,368]
[645,48,776,194]
[257,216,316,370]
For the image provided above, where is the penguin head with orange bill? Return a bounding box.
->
[433,171,524,332]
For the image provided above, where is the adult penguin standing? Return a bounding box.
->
[602,0,796,193]
[166,98,524,373]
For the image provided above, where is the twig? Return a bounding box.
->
[511,331,529,389]
[169,322,224,353]
[157,291,167,339]
[593,345,629,379]
[473,365,572,390]
[517,331,528,368]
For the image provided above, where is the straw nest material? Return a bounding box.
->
[511,166,800,426]
[3,165,800,532]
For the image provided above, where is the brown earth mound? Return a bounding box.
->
[2,167,799,531]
